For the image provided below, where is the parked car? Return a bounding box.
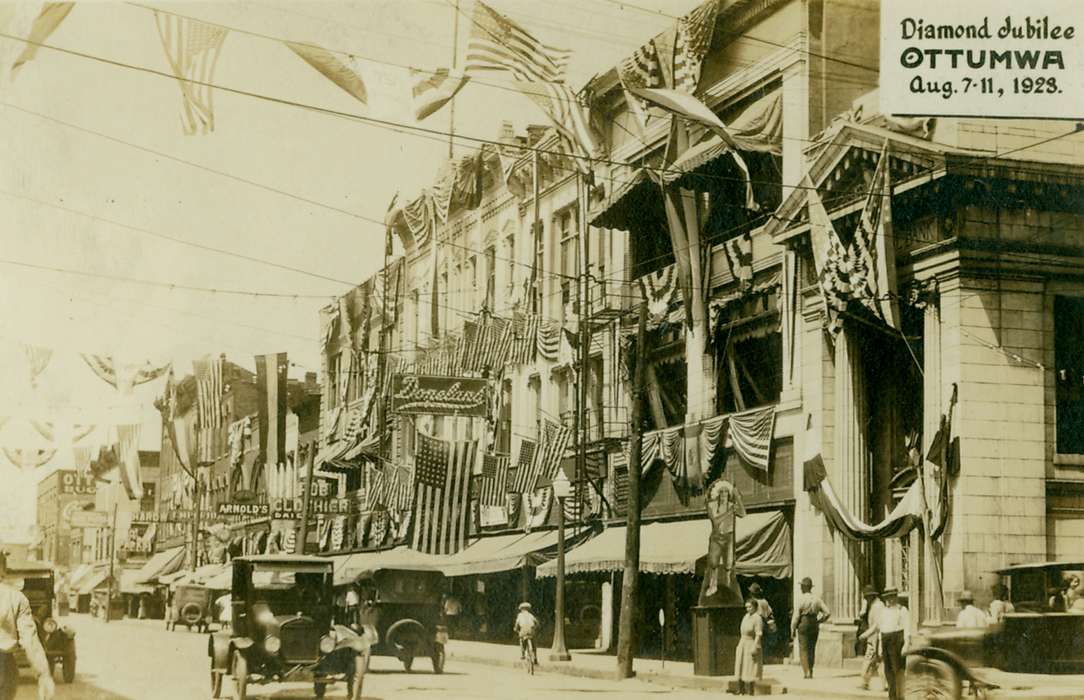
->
[907,560,1084,699]
[167,584,213,632]
[208,555,371,700]
[7,559,77,683]
[349,567,448,674]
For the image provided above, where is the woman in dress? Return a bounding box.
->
[733,597,764,695]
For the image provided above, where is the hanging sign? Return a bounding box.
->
[217,502,271,517]
[881,0,1084,119]
[390,375,490,417]
[69,510,110,529]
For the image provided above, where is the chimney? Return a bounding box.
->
[498,120,516,144]
[305,372,317,388]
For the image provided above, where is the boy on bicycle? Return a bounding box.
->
[514,602,539,662]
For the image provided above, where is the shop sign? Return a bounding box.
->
[270,497,352,519]
[69,510,110,529]
[216,502,271,517]
[58,470,97,496]
[131,509,215,524]
[391,375,489,416]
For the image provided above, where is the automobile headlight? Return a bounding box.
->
[42,618,58,634]
[319,635,336,654]
[264,636,281,654]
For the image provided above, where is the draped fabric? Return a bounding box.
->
[639,265,679,324]
[638,413,732,496]
[804,454,922,540]
[523,488,552,533]
[116,423,143,500]
[536,319,562,361]
[80,354,171,394]
[3,447,55,470]
[728,406,776,473]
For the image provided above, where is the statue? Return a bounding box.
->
[701,476,746,603]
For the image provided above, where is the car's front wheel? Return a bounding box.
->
[232,650,248,700]
[906,657,962,700]
[210,668,223,699]
[313,681,326,698]
[62,647,76,684]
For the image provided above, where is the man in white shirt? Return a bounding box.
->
[513,602,539,663]
[0,553,55,700]
[857,586,884,690]
[955,591,987,628]
[988,584,1015,624]
[862,587,908,700]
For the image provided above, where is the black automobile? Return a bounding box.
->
[347,567,449,674]
[907,560,1084,699]
[208,555,372,700]
[7,560,77,683]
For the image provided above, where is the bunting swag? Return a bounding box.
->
[728,406,776,473]
[639,265,679,323]
[255,353,287,490]
[153,11,229,135]
[10,2,74,79]
[617,39,665,130]
[673,0,720,94]
[285,41,367,104]
[411,431,477,555]
[411,67,469,121]
[524,487,552,533]
[803,454,922,541]
[3,447,55,471]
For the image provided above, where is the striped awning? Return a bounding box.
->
[132,546,185,584]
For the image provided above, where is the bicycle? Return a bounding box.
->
[521,637,537,675]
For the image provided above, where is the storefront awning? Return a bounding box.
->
[78,570,109,595]
[67,564,94,591]
[330,547,442,586]
[119,568,154,595]
[440,530,578,577]
[168,563,227,589]
[589,168,657,230]
[132,546,185,585]
[203,567,233,591]
[536,511,792,579]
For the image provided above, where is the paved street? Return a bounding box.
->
[9,615,744,700]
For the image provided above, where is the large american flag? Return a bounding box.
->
[477,453,510,507]
[153,11,229,134]
[411,431,477,555]
[194,354,224,463]
[531,419,573,491]
[477,315,513,373]
[509,438,538,493]
[728,406,776,473]
[510,312,539,365]
[464,1,571,84]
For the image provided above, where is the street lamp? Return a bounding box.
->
[550,469,572,662]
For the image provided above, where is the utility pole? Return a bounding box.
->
[105,503,118,623]
[577,172,591,530]
[531,149,542,314]
[297,443,316,555]
[616,299,647,679]
[447,0,459,159]
[191,471,202,572]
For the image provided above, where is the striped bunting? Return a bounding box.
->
[411,431,477,555]
[510,312,539,364]
[478,453,510,507]
[673,0,720,94]
[728,406,776,473]
[193,354,224,464]
[509,438,538,493]
[536,319,561,361]
[464,1,571,84]
[618,39,664,128]
[722,231,753,290]
[517,80,599,175]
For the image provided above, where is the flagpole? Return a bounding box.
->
[447,0,460,159]
[532,149,541,314]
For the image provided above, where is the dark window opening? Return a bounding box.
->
[717,331,783,415]
[1056,295,1084,454]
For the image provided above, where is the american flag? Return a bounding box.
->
[850,142,896,326]
[478,315,513,373]
[728,406,776,473]
[477,453,510,507]
[618,40,664,128]
[411,67,469,121]
[531,419,573,491]
[536,319,561,360]
[194,354,224,463]
[411,431,477,555]
[153,11,229,134]
[673,0,720,94]
[517,81,599,174]
[464,1,571,84]
[510,312,539,364]
[509,438,538,493]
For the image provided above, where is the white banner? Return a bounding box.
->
[880,0,1084,119]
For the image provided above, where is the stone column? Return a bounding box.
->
[831,327,870,621]
[921,296,945,624]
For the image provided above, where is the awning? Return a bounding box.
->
[78,570,109,595]
[203,567,233,591]
[169,563,226,589]
[132,546,185,584]
[440,530,577,578]
[536,511,792,579]
[589,168,657,230]
[119,569,155,595]
[67,564,94,591]
[331,547,442,586]
[158,569,191,586]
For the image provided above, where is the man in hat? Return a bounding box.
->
[0,552,55,700]
[862,587,909,700]
[955,590,987,628]
[513,602,539,663]
[857,585,883,690]
[789,577,830,679]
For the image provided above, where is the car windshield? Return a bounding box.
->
[249,568,331,615]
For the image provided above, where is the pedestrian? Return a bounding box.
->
[865,587,909,700]
[1047,584,1068,612]
[0,553,56,700]
[856,585,884,690]
[955,590,987,628]
[733,597,763,695]
[1066,575,1081,607]
[988,584,1015,624]
[789,576,830,679]
[747,583,776,651]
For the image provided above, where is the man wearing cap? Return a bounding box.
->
[513,602,539,663]
[0,552,56,700]
[789,577,830,679]
[857,586,883,690]
[861,588,908,700]
[955,590,987,628]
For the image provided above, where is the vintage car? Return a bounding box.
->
[166,583,213,632]
[907,560,1084,699]
[7,560,77,683]
[208,555,371,700]
[349,567,448,674]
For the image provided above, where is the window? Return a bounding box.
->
[498,380,512,453]
[529,376,542,439]
[505,234,516,300]
[558,208,578,324]
[327,353,341,409]
[469,255,479,309]
[1056,296,1084,454]
[717,332,783,415]
[348,352,363,403]
[411,290,420,348]
[440,271,449,334]
[556,369,574,428]
[485,246,496,310]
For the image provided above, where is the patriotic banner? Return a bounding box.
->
[728,406,776,473]
[516,80,600,175]
[411,67,469,121]
[722,231,753,291]
[80,354,171,394]
[851,141,899,329]
[509,438,538,493]
[286,41,368,104]
[532,419,573,490]
[464,1,571,84]
[193,354,225,464]
[477,453,510,507]
[116,423,144,500]
[536,319,561,360]
[618,39,665,130]
[9,2,74,79]
[673,0,720,94]
[411,431,477,555]
[153,10,229,135]
[804,454,922,541]
[255,353,288,486]
[510,312,539,364]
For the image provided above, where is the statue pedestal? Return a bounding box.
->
[691,604,744,676]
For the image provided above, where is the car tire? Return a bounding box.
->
[62,648,76,684]
[232,650,248,700]
[313,681,326,698]
[210,669,223,699]
[432,644,445,675]
[906,658,962,700]
[402,654,414,673]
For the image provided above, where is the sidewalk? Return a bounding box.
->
[445,639,1084,699]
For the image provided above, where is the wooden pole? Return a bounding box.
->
[297,443,317,555]
[616,299,647,679]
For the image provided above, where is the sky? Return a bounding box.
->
[0,0,702,535]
